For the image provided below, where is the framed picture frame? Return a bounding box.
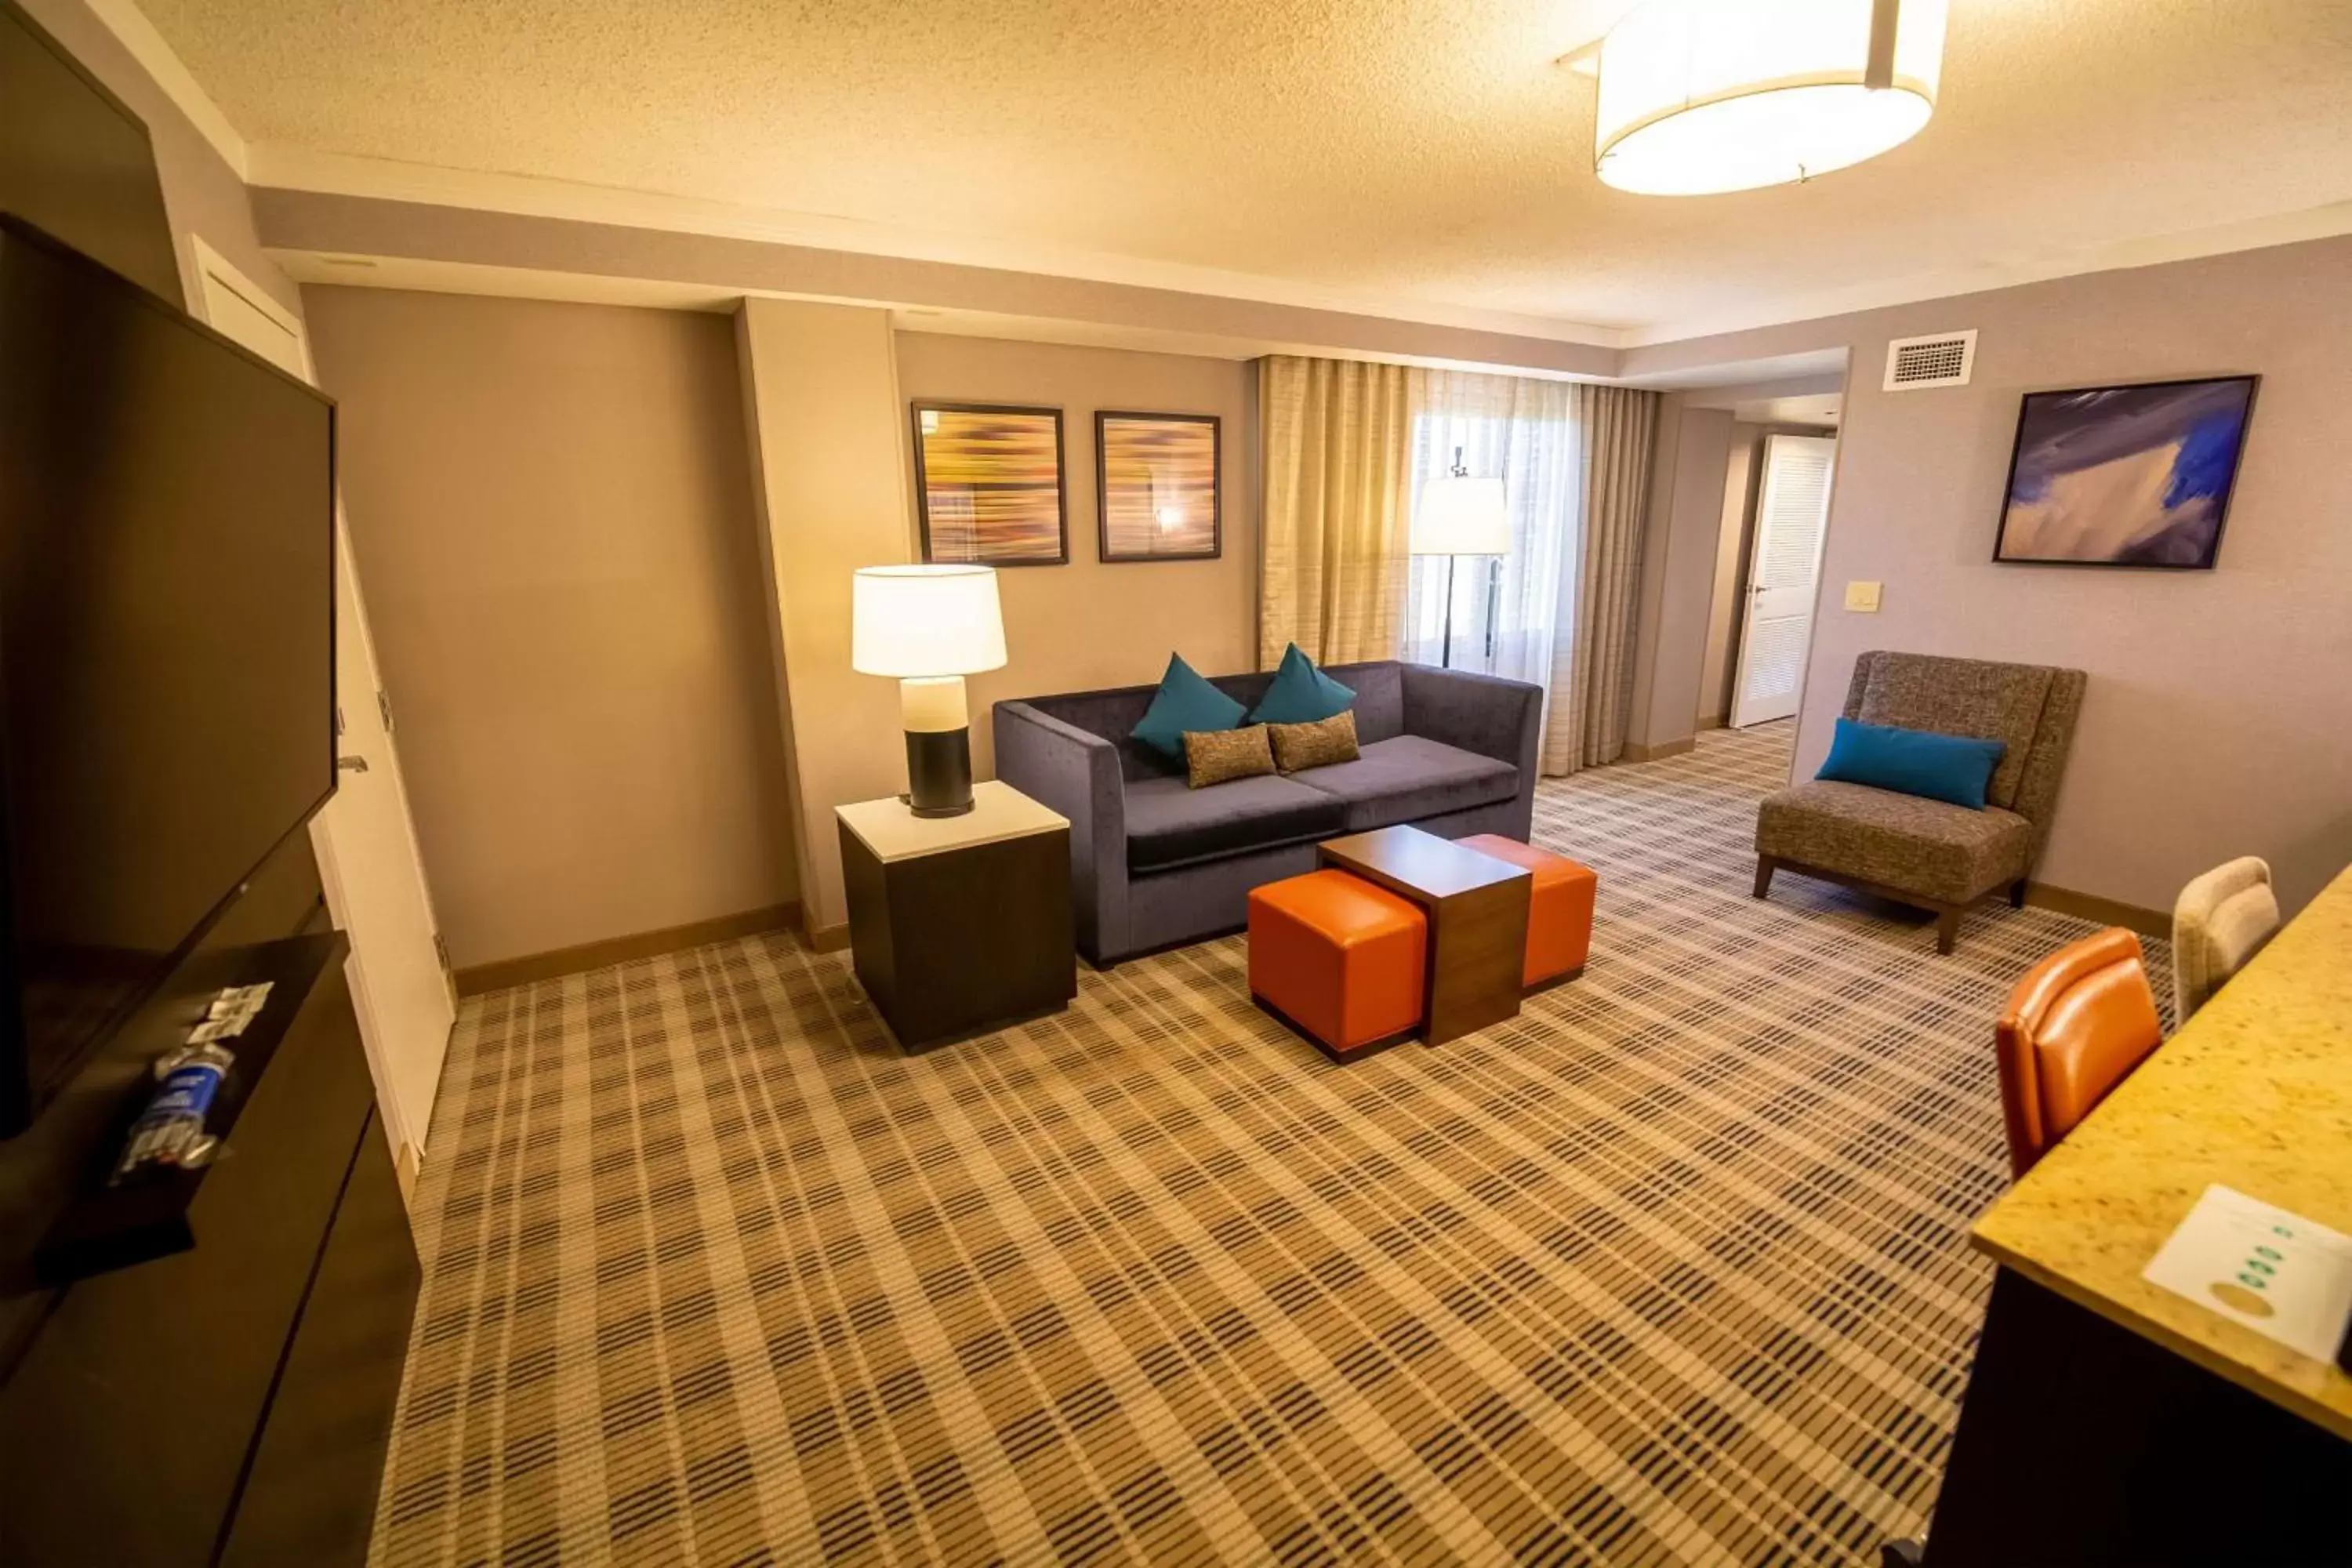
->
[1095,410,1221,563]
[1991,374,2258,570]
[911,401,1069,566]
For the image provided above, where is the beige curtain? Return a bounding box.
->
[1258,355,1417,666]
[1542,384,1661,775]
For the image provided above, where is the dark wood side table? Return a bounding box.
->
[1893,1269,2350,1566]
[1319,826,1530,1046]
[837,781,1076,1054]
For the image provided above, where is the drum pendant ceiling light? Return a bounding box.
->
[1594,0,1948,196]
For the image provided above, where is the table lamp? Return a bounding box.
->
[851,564,1007,817]
[1410,447,1511,667]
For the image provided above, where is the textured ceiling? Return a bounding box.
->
[141,0,2352,333]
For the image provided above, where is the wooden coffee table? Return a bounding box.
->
[1318,826,1530,1046]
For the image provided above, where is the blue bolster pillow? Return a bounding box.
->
[1816,718,2006,810]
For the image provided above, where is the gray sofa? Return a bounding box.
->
[1754,650,2086,953]
[995,661,1541,964]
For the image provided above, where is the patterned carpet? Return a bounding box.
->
[371,723,2168,1567]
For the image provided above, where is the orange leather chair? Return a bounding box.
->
[1994,927,2164,1178]
[1248,870,1426,1061]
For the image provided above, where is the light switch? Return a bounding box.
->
[1844,580,1883,612]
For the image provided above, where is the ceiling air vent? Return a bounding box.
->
[1883,330,1976,391]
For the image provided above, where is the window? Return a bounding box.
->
[1401,372,1583,690]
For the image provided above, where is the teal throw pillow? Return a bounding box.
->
[1816,718,2005,810]
[1248,643,1356,726]
[1131,653,1247,760]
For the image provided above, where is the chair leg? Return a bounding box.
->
[1753,855,1777,898]
[1936,905,1963,954]
[2009,877,2027,909]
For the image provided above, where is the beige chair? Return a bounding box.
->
[2170,856,2280,1020]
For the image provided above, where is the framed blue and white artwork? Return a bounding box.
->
[1993,375,2257,569]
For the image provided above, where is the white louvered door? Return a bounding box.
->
[1730,434,1837,728]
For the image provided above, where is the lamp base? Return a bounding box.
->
[902,727,975,817]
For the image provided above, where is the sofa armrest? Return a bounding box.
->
[993,701,1127,962]
[1399,665,1542,779]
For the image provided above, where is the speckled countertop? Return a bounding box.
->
[1973,862,2352,1441]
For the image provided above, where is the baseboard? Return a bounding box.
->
[394,1140,420,1209]
[454,901,802,995]
[1769,860,2170,942]
[2024,882,2169,939]
[1621,736,1697,764]
[804,920,851,953]
[1695,716,1726,732]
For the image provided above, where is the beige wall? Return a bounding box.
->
[1624,234,2352,916]
[1698,425,1760,726]
[304,287,797,967]
[734,298,914,938]
[728,318,1260,936]
[1624,399,1733,754]
[893,332,1259,778]
[252,190,1620,380]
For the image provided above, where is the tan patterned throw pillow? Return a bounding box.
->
[1182,724,1276,788]
[1269,710,1359,773]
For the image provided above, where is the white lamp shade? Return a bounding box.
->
[1595,0,1946,197]
[1411,475,1512,557]
[851,564,1007,677]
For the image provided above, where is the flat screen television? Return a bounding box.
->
[0,216,336,1135]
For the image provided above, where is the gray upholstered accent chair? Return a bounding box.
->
[1752,651,2087,953]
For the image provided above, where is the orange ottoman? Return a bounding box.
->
[1457,835,1595,988]
[1248,869,1427,1061]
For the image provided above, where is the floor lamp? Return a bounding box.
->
[1410,447,1511,667]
